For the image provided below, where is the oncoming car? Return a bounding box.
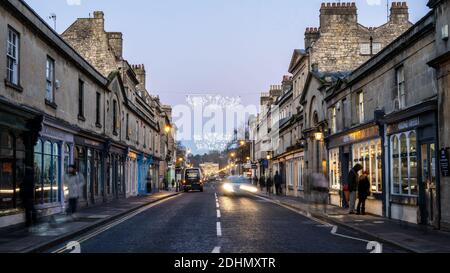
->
[221,176,258,196]
[182,168,204,192]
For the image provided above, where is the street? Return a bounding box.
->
[49,183,404,253]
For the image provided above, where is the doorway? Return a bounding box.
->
[419,143,438,227]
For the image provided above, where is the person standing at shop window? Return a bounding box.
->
[20,167,37,228]
[64,165,85,218]
[259,175,266,192]
[348,164,363,214]
[274,171,282,195]
[357,170,371,215]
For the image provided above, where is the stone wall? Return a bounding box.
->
[62,11,120,77]
[308,2,412,73]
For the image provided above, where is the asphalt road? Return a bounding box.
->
[50,183,404,253]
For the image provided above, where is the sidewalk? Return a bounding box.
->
[0,192,179,253]
[257,192,450,253]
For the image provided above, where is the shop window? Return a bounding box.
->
[34,140,60,204]
[6,27,20,85]
[113,100,118,135]
[352,139,382,193]
[0,132,15,211]
[297,158,304,191]
[329,148,340,190]
[390,131,418,196]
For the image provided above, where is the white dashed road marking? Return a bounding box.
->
[216,222,222,237]
[212,246,221,253]
[217,210,221,218]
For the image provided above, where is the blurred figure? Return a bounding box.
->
[171,179,175,190]
[342,182,350,209]
[348,164,363,214]
[163,177,168,191]
[64,164,85,218]
[274,171,282,196]
[259,175,266,191]
[146,175,152,193]
[357,170,371,215]
[266,173,274,195]
[253,175,259,187]
[20,166,37,228]
[310,173,329,214]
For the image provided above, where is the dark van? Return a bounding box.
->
[182,168,204,192]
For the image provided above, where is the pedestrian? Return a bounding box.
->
[342,182,350,209]
[163,177,168,191]
[64,164,85,218]
[348,164,363,214]
[274,171,282,195]
[311,173,329,214]
[259,175,266,191]
[171,179,175,190]
[357,170,371,215]
[20,166,37,228]
[266,174,274,195]
[253,175,259,187]
[146,175,152,193]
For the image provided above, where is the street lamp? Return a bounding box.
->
[314,132,324,141]
[230,152,236,158]
[240,140,246,146]
[164,125,172,134]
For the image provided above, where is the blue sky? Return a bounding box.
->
[26,0,430,108]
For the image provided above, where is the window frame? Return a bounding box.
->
[356,91,364,124]
[6,26,20,86]
[45,56,56,103]
[390,131,418,197]
[396,65,406,109]
[95,92,101,127]
[78,79,85,120]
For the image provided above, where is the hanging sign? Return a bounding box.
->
[440,148,450,177]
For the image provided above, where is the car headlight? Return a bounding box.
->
[240,185,258,193]
[223,183,234,193]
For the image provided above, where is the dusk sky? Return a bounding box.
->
[26,0,429,108]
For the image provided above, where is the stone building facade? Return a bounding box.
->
[251,2,413,199]
[0,1,173,228]
[325,12,438,224]
[62,11,175,197]
[428,0,450,230]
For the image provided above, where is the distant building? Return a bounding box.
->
[200,163,220,177]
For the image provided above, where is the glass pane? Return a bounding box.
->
[400,134,408,195]
[392,136,400,194]
[377,142,382,192]
[430,144,436,183]
[409,132,417,195]
[0,132,14,209]
[43,153,52,203]
[370,144,377,192]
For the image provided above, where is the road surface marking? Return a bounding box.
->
[212,246,221,253]
[252,194,383,253]
[217,210,221,218]
[216,222,222,237]
[53,194,181,253]
[216,202,220,208]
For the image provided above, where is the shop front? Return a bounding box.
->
[384,103,439,227]
[138,154,153,195]
[327,124,383,216]
[0,99,42,228]
[126,150,138,197]
[33,120,75,215]
[74,135,105,207]
[105,142,126,200]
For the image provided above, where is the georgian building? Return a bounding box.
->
[0,1,173,228]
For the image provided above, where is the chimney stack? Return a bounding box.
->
[320,2,357,30]
[132,64,146,90]
[305,27,320,49]
[390,2,409,23]
[108,32,123,59]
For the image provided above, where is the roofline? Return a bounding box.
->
[2,0,108,86]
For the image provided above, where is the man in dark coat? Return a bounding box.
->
[20,166,37,228]
[357,170,371,215]
[259,175,266,191]
[274,171,282,195]
[348,164,363,214]
[266,174,274,195]
[253,175,259,187]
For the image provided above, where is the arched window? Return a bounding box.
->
[392,135,400,194]
[390,131,418,196]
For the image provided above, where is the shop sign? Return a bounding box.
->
[387,117,420,134]
[440,148,450,177]
[329,126,379,148]
[42,125,73,142]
